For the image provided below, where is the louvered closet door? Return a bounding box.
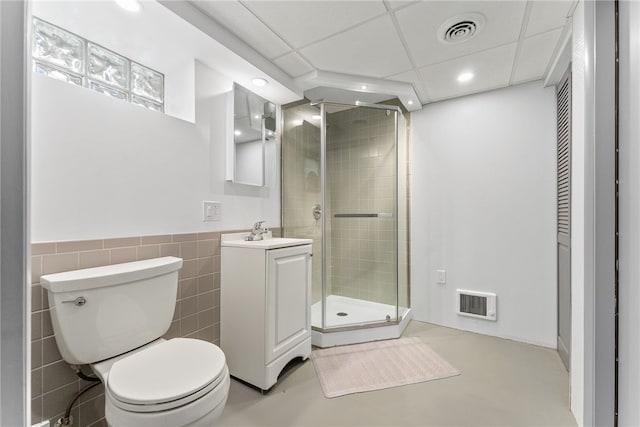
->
[557,69,571,372]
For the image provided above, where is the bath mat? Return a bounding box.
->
[311,337,460,398]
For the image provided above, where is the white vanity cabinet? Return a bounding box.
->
[220,234,313,390]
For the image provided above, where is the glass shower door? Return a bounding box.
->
[282,100,405,332]
[281,102,324,328]
[322,103,399,329]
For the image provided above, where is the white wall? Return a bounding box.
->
[410,81,557,348]
[31,61,280,242]
[618,1,640,424]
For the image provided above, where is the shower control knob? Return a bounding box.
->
[61,296,86,306]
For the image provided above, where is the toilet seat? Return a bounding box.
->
[103,338,227,413]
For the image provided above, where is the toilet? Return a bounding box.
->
[40,256,230,427]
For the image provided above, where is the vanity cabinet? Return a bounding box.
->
[220,234,313,390]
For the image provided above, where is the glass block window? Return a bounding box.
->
[88,43,129,90]
[131,63,163,103]
[32,17,164,112]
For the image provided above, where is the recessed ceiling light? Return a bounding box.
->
[361,85,368,90]
[457,72,474,83]
[114,0,142,12]
[312,114,321,120]
[234,130,242,136]
[254,115,261,119]
[407,100,414,105]
[252,77,268,87]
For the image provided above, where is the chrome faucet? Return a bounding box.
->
[246,220,268,241]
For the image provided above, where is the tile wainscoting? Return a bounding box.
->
[30,228,281,426]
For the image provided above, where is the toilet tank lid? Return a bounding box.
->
[41,256,183,293]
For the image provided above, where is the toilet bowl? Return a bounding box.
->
[93,338,230,427]
[40,257,229,427]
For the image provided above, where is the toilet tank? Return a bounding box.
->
[40,256,183,365]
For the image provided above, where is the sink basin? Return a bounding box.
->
[221,233,313,250]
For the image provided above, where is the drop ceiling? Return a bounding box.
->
[190,0,575,107]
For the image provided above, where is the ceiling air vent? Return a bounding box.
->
[438,13,486,44]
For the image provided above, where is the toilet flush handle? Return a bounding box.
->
[61,296,86,306]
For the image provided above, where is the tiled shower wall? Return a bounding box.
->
[30,229,279,426]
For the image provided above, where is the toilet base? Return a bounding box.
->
[105,365,230,427]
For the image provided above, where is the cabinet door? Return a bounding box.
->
[265,245,311,364]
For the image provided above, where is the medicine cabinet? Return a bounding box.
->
[226,83,276,187]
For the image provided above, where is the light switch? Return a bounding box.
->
[203,201,221,221]
[437,269,446,284]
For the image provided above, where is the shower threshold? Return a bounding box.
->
[311,295,412,348]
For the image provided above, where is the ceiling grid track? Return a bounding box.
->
[234,0,335,81]
[383,0,431,104]
[250,3,389,63]
[508,1,533,85]
[288,12,388,53]
[387,38,536,74]
[188,0,575,107]
[236,0,314,71]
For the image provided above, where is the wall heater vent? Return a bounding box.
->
[456,289,496,321]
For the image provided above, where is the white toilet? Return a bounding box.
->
[40,256,230,427]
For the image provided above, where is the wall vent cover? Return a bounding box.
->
[438,13,486,44]
[456,289,496,321]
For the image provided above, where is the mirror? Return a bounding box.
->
[231,83,276,186]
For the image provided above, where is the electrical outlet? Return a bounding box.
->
[203,201,221,221]
[437,269,446,284]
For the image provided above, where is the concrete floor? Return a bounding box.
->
[218,321,577,427]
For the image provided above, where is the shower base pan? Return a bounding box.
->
[311,295,412,348]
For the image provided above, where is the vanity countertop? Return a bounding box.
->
[221,233,312,250]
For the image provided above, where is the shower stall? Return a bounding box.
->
[281,99,410,347]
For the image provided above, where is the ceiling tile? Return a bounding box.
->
[420,43,517,101]
[386,1,419,10]
[395,1,526,68]
[192,1,291,59]
[243,1,387,49]
[300,15,413,78]
[274,52,314,78]
[525,1,573,36]
[512,29,562,83]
